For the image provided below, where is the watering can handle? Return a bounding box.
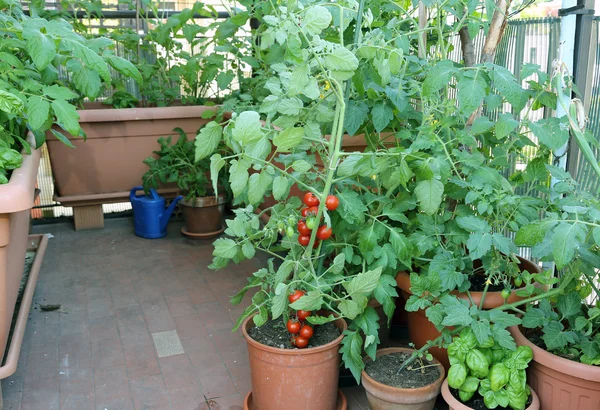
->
[130,186,144,202]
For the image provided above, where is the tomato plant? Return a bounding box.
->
[288,290,305,304]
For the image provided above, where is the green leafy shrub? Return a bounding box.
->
[448,328,534,410]
[0,0,141,182]
[142,126,230,201]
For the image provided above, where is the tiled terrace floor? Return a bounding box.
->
[2,218,374,410]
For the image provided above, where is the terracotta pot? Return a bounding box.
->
[242,315,347,410]
[180,194,226,238]
[510,325,600,410]
[361,347,445,410]
[441,379,540,410]
[46,104,215,199]
[0,134,40,359]
[396,256,541,370]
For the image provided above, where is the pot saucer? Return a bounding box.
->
[181,225,224,239]
[243,390,347,410]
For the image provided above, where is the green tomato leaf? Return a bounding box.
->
[247,171,272,206]
[105,55,143,85]
[213,238,239,258]
[0,90,24,114]
[273,127,304,152]
[340,330,364,384]
[414,179,444,216]
[195,121,222,162]
[26,30,56,70]
[232,111,263,144]
[51,99,81,136]
[302,5,332,36]
[26,96,50,130]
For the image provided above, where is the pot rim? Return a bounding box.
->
[361,347,445,395]
[180,193,227,208]
[441,379,540,410]
[510,325,600,381]
[242,314,347,356]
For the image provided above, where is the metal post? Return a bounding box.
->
[567,0,596,178]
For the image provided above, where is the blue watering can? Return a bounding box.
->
[130,186,182,239]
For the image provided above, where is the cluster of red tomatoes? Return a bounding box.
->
[297,192,339,247]
[287,290,314,348]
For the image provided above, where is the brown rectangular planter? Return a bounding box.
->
[0,135,41,360]
[46,104,217,229]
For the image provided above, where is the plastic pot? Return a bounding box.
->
[242,315,347,410]
[396,256,541,370]
[510,325,600,410]
[361,347,445,410]
[441,379,540,410]
[180,194,226,238]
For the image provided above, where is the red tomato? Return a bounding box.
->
[287,319,301,334]
[295,336,309,348]
[297,310,311,320]
[298,235,310,246]
[299,324,314,339]
[303,192,320,207]
[306,206,319,216]
[325,195,339,211]
[316,226,332,240]
[301,207,310,217]
[288,289,305,303]
[297,220,311,235]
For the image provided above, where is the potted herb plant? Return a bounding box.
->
[142,125,230,238]
[0,0,133,369]
[44,0,252,228]
[442,329,540,410]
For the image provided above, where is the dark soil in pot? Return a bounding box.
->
[364,352,442,389]
[248,318,340,349]
[449,388,532,410]
[469,274,505,292]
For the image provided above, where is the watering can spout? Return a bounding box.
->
[161,195,183,231]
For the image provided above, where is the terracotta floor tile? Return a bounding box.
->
[173,314,208,341]
[129,374,172,410]
[59,367,95,410]
[59,334,92,370]
[21,375,59,410]
[88,317,119,342]
[168,386,208,410]
[197,363,237,399]
[94,365,134,410]
[142,298,177,333]
[87,297,115,321]
[110,285,140,308]
[193,302,233,330]
[165,290,198,318]
[123,344,161,378]
[90,337,125,369]
[186,285,216,305]
[158,354,199,390]
[182,336,221,369]
[59,311,89,336]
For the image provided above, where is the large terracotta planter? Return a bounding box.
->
[361,347,445,410]
[510,325,600,410]
[180,193,226,238]
[396,256,541,370]
[47,104,216,198]
[0,135,40,359]
[441,379,540,410]
[242,315,347,410]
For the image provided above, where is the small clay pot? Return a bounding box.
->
[441,379,540,410]
[361,347,445,410]
[180,193,226,238]
[510,325,600,410]
[242,315,347,410]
